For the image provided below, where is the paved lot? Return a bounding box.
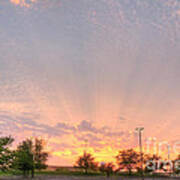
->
[34,177,177,180]
[0,176,179,180]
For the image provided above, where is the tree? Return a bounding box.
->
[173,154,180,174]
[14,138,48,178]
[14,139,34,177]
[116,149,140,175]
[144,154,161,173]
[99,162,114,177]
[34,138,48,170]
[75,151,98,174]
[0,136,14,171]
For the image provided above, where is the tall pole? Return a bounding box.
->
[167,144,171,176]
[168,144,170,160]
[136,127,144,180]
[139,130,143,180]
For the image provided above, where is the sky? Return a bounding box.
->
[1,0,180,166]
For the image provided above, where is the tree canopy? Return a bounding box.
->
[14,138,48,178]
[0,136,14,171]
[116,149,140,175]
[75,151,98,174]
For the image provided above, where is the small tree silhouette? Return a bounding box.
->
[75,151,98,174]
[116,149,140,175]
[34,138,48,171]
[99,162,115,177]
[172,154,180,174]
[144,154,161,173]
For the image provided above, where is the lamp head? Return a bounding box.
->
[135,127,144,132]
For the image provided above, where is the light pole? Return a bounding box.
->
[135,127,144,180]
[168,144,171,160]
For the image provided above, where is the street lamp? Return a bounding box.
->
[168,144,171,160]
[135,127,144,180]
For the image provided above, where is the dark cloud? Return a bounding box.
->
[76,120,128,138]
[119,116,127,121]
[77,120,98,133]
[0,111,68,137]
[0,109,131,148]
[56,122,76,131]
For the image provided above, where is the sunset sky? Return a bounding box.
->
[1,0,180,166]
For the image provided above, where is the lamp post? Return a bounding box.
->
[168,144,171,160]
[135,127,144,180]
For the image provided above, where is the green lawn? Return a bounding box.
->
[0,169,177,179]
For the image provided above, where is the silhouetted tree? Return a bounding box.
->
[14,138,48,178]
[0,136,14,171]
[34,138,48,170]
[144,154,161,173]
[116,149,140,175]
[14,139,34,177]
[173,154,180,174]
[99,162,114,178]
[75,151,98,174]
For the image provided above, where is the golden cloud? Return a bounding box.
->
[10,0,36,7]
